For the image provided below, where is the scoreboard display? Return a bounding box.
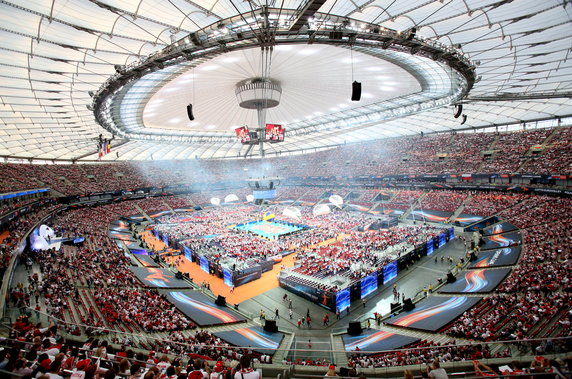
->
[235,126,251,144]
[265,124,285,142]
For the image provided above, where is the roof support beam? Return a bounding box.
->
[289,0,328,32]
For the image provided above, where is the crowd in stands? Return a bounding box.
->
[1,200,60,287]
[521,126,572,174]
[91,288,194,332]
[445,291,571,341]
[480,129,552,174]
[463,192,530,217]
[417,190,467,213]
[0,126,570,198]
[380,190,423,211]
[1,146,572,376]
[5,203,197,336]
[2,319,269,379]
[442,193,572,343]
[291,223,445,281]
[0,197,47,217]
[348,339,507,368]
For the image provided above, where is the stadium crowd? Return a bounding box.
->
[0,126,570,197]
[0,126,571,377]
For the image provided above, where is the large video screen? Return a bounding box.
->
[448,227,455,240]
[360,273,378,298]
[336,288,350,312]
[438,233,446,248]
[383,261,398,284]
[253,189,277,200]
[426,239,434,256]
[223,269,233,287]
[235,126,250,144]
[265,124,285,142]
[183,245,192,261]
[199,256,209,273]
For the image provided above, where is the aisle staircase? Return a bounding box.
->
[273,332,296,363]
[331,334,348,366]
[133,203,153,222]
[400,192,427,221]
[517,126,562,172]
[476,133,500,172]
[449,194,473,222]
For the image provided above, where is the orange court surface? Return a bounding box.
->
[141,230,297,304]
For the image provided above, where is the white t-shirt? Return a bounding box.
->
[234,368,260,379]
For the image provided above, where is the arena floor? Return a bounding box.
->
[140,227,471,363]
[232,220,306,239]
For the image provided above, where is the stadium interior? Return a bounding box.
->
[0,1,571,378]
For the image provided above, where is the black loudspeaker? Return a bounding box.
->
[215,295,226,307]
[329,31,343,40]
[390,302,401,313]
[351,81,362,101]
[403,298,415,311]
[453,104,463,118]
[347,321,362,336]
[460,114,467,125]
[186,104,194,121]
[264,320,278,333]
[447,272,456,283]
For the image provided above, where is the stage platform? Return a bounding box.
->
[386,296,481,331]
[233,219,307,240]
[408,209,452,223]
[109,230,137,241]
[135,254,160,267]
[480,231,522,250]
[439,268,511,293]
[213,326,284,354]
[109,221,130,231]
[165,291,246,326]
[130,267,192,288]
[483,222,518,236]
[452,213,485,227]
[469,247,521,268]
[342,330,419,354]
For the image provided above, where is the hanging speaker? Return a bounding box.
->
[351,81,362,101]
[186,104,194,121]
[347,321,362,336]
[264,320,278,333]
[403,298,415,311]
[460,114,467,125]
[453,104,463,118]
[215,295,226,306]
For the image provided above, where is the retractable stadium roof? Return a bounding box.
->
[0,0,571,161]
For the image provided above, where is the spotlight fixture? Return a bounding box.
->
[406,27,416,41]
[453,104,463,118]
[460,114,467,125]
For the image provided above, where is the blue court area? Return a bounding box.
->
[233,220,306,239]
